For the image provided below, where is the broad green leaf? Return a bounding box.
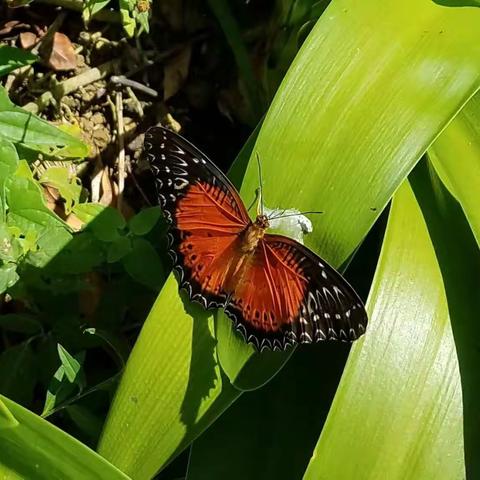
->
[128,207,161,236]
[57,344,83,383]
[428,91,480,248]
[39,166,83,214]
[0,46,37,77]
[99,1,480,477]
[121,237,165,289]
[303,175,465,479]
[0,395,131,479]
[0,398,18,429]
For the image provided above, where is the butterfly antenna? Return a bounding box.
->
[255,152,264,217]
[247,188,261,213]
[269,210,324,220]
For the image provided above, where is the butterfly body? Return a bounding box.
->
[239,215,269,253]
[144,126,368,351]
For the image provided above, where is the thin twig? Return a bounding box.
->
[55,58,122,97]
[125,86,144,117]
[115,91,125,212]
[111,75,158,98]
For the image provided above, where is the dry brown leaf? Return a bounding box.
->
[47,32,77,71]
[0,20,29,35]
[19,31,38,50]
[99,166,115,206]
[163,45,191,100]
[65,212,84,231]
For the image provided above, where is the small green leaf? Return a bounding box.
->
[42,364,69,417]
[0,107,88,158]
[26,227,72,269]
[107,236,132,262]
[0,46,37,77]
[0,263,19,293]
[83,0,112,21]
[0,138,19,215]
[84,206,126,242]
[73,202,105,223]
[0,224,21,262]
[6,162,66,230]
[121,237,165,289]
[128,207,161,236]
[0,86,14,110]
[46,232,104,274]
[42,345,86,417]
[57,344,82,383]
[39,166,83,214]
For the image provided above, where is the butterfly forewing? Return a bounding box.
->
[144,126,368,350]
[144,126,250,309]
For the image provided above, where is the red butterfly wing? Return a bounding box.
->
[144,127,249,308]
[145,126,368,351]
[225,234,367,351]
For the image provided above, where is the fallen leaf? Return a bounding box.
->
[65,212,84,231]
[47,32,77,71]
[163,45,191,100]
[99,166,115,206]
[0,20,29,36]
[19,31,38,50]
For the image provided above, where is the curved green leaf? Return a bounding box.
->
[0,396,131,479]
[303,177,465,479]
[429,91,480,247]
[99,1,480,478]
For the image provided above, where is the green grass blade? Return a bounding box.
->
[428,91,480,248]
[303,177,464,480]
[409,161,480,478]
[0,396,131,479]
[99,1,480,477]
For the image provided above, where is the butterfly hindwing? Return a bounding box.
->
[225,234,367,351]
[144,126,250,308]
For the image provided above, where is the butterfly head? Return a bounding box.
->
[254,214,270,230]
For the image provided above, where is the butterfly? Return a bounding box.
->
[144,126,368,351]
